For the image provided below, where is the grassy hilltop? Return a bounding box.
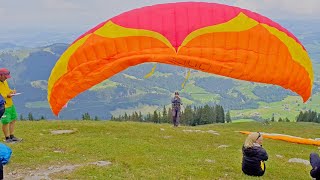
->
[5,120,320,179]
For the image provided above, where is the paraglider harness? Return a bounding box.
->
[0,96,5,119]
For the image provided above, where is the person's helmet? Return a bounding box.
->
[174,92,179,95]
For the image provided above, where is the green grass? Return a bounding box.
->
[182,81,220,103]
[232,119,255,123]
[234,81,259,100]
[25,101,50,108]
[6,121,320,179]
[231,93,320,121]
[90,80,119,91]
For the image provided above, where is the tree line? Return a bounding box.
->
[296,110,320,123]
[19,112,101,121]
[111,104,232,126]
[19,113,46,121]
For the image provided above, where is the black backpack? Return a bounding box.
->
[172,97,181,110]
[0,96,5,118]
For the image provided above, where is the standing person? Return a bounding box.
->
[310,152,320,179]
[171,92,182,127]
[0,68,20,143]
[242,132,268,177]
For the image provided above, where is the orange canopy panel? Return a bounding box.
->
[240,131,320,146]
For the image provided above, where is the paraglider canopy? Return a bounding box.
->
[47,2,313,116]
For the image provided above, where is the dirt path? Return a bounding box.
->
[5,161,111,180]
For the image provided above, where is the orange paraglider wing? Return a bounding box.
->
[48,2,313,116]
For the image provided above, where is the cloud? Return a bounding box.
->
[234,0,320,19]
[0,0,319,33]
[41,0,83,10]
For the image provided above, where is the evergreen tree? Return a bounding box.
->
[167,107,173,124]
[134,112,139,121]
[215,105,221,123]
[307,110,313,122]
[183,105,193,126]
[271,113,275,122]
[40,115,46,120]
[94,116,99,121]
[194,106,203,125]
[152,110,159,123]
[301,111,308,122]
[162,106,168,123]
[19,114,25,121]
[207,105,215,124]
[211,106,217,123]
[139,112,143,122]
[312,111,318,122]
[285,117,290,122]
[215,105,225,123]
[296,111,303,122]
[82,112,91,120]
[220,106,225,123]
[158,112,161,123]
[28,112,34,121]
[271,116,275,122]
[226,111,232,123]
[201,105,212,124]
[278,117,283,122]
[146,113,152,122]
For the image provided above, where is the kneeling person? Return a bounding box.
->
[242,132,268,176]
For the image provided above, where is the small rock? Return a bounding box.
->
[89,161,112,166]
[276,154,283,158]
[205,159,215,163]
[163,136,172,139]
[218,145,229,148]
[207,130,220,135]
[53,150,63,153]
[207,130,216,133]
[288,158,310,166]
[9,171,16,175]
[51,130,75,135]
[160,128,165,131]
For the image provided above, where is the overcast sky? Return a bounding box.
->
[0,0,319,33]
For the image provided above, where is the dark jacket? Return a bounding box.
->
[310,153,320,179]
[242,144,268,176]
[171,97,182,111]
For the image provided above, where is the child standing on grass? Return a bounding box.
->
[242,132,268,176]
